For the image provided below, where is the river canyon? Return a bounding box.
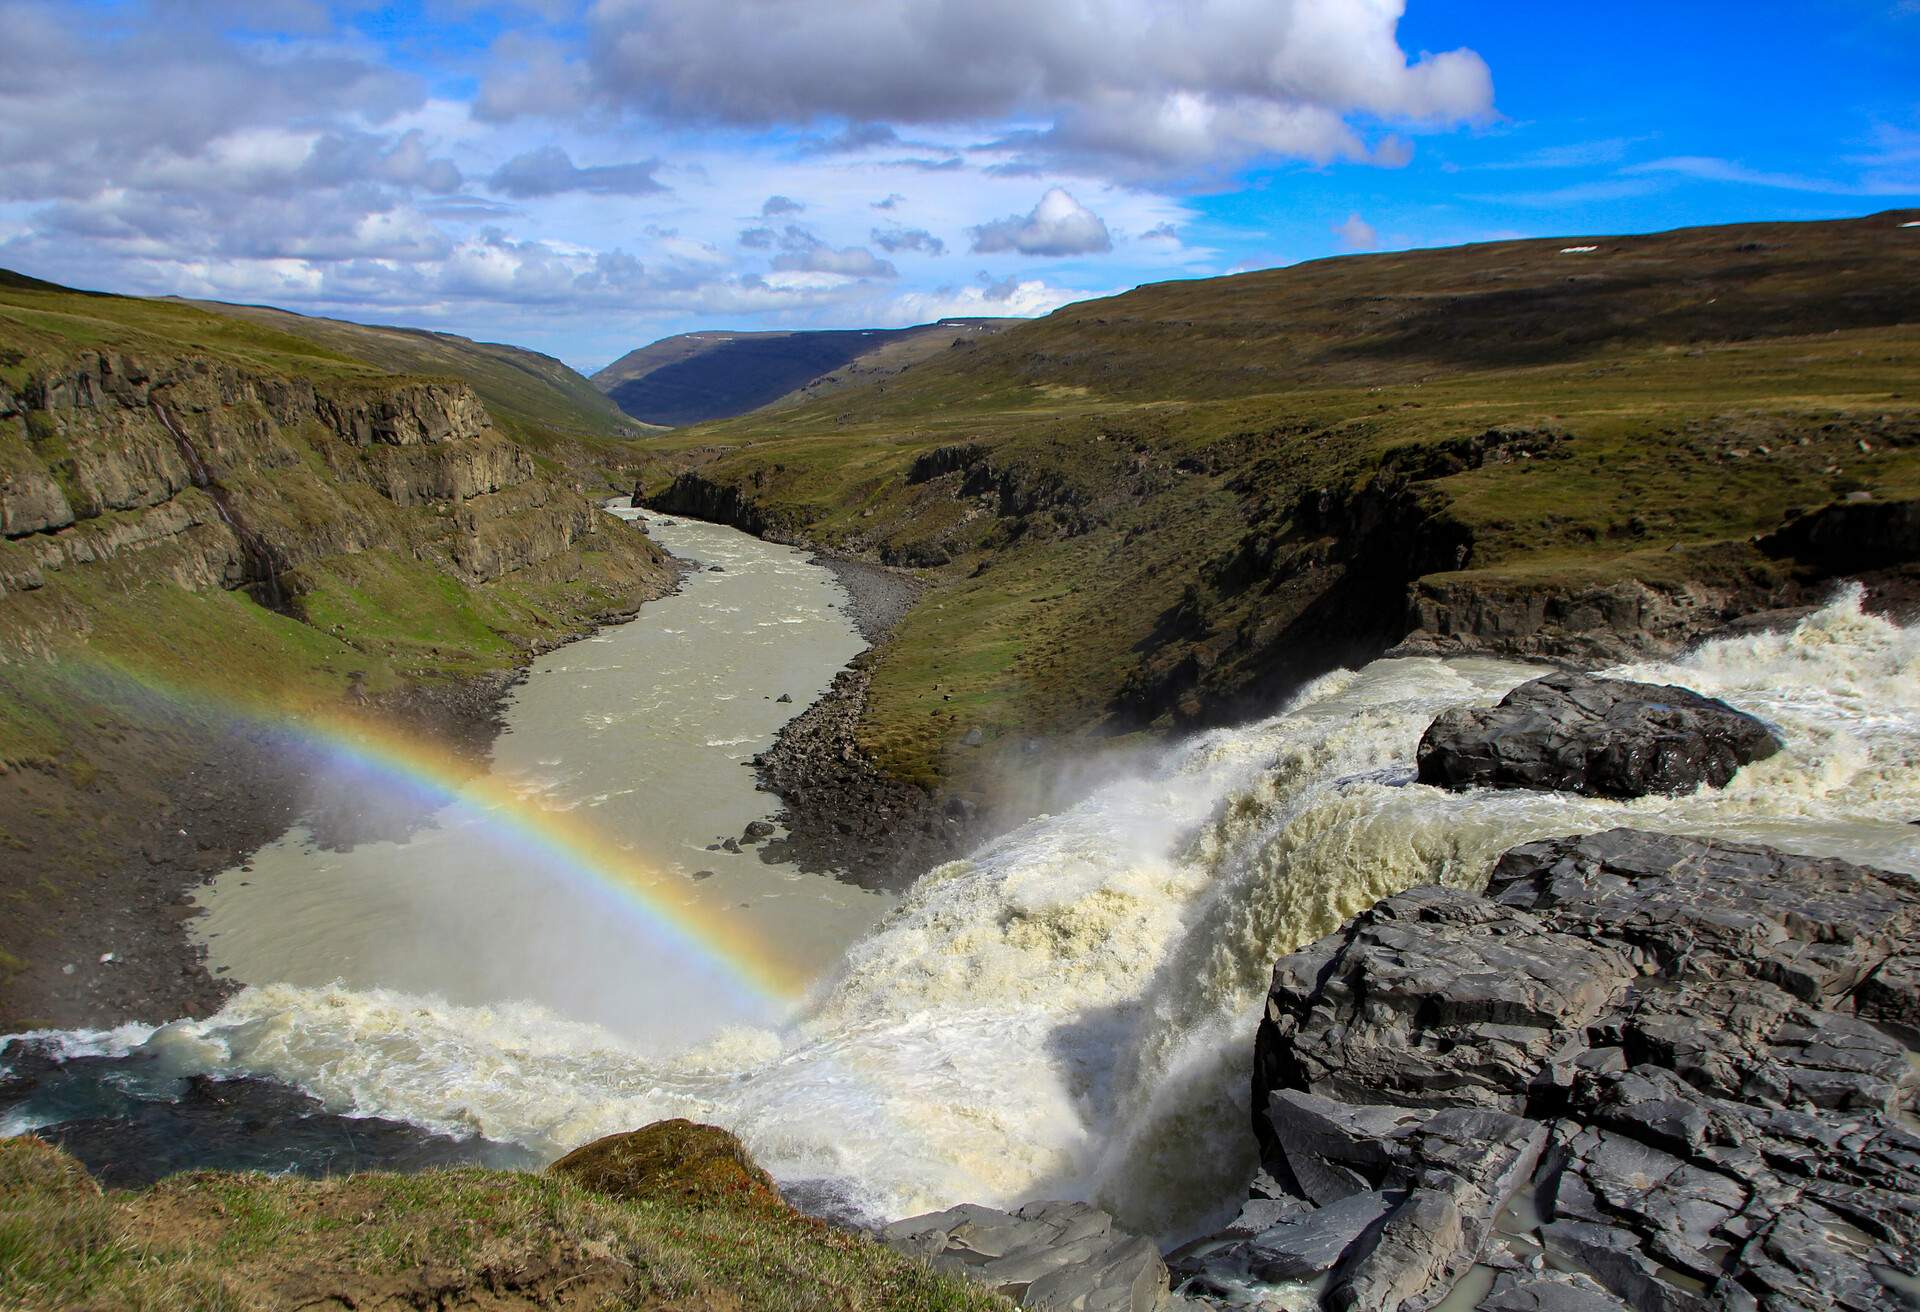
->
[5,557,1915,1261]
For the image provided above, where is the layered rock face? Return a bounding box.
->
[0,350,623,635]
[1184,829,1919,1312]
[1416,673,1782,798]
[885,1200,1205,1312]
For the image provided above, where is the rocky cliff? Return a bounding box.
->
[0,350,634,644]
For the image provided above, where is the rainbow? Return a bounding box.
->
[63,657,815,1012]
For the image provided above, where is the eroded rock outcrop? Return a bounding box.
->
[0,350,651,629]
[885,1200,1203,1312]
[1181,829,1920,1312]
[1760,497,1920,575]
[1415,672,1782,798]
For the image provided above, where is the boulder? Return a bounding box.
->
[1759,496,1920,573]
[549,1119,784,1212]
[741,820,776,843]
[1415,672,1780,797]
[1196,830,1920,1312]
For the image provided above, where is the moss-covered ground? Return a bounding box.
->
[0,1137,1004,1312]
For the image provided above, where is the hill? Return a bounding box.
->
[184,298,649,446]
[643,210,1920,833]
[593,320,1011,426]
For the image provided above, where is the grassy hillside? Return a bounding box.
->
[646,211,1920,798]
[186,298,645,447]
[593,320,1011,426]
[0,269,669,716]
[0,1135,1002,1312]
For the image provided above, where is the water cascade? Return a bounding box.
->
[5,590,1915,1239]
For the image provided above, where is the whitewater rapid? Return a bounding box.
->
[13,591,1919,1237]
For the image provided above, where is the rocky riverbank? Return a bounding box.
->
[752,655,976,892]
[750,551,980,891]
[814,553,924,645]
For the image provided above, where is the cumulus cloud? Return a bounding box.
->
[1332,212,1378,250]
[872,226,945,256]
[970,189,1112,256]
[872,193,907,210]
[765,225,898,279]
[528,0,1492,175]
[489,146,668,197]
[303,130,464,194]
[761,194,806,216]
[891,273,1107,322]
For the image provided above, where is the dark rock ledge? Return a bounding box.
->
[1172,829,1920,1312]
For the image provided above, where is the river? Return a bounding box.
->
[190,509,882,1044]
[4,567,1917,1237]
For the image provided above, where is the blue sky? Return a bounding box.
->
[1,1,1915,372]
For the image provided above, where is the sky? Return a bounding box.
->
[1,1,1916,373]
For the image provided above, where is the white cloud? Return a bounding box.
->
[1624,155,1920,196]
[765,225,898,279]
[1332,212,1378,251]
[872,226,946,256]
[971,188,1113,256]
[0,0,1500,367]
[889,275,1110,323]
[499,0,1492,177]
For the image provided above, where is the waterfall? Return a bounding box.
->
[8,589,1915,1238]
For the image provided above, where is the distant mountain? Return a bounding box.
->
[592,319,1013,427]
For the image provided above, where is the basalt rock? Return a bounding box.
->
[1183,829,1920,1312]
[0,350,664,614]
[1415,672,1781,798]
[883,1200,1204,1312]
[1760,497,1920,574]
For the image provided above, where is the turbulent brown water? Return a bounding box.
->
[6,587,1917,1241]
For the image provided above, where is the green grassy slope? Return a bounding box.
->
[0,1136,1003,1312]
[185,297,645,444]
[645,211,1920,795]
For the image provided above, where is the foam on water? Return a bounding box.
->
[15,591,1920,1237]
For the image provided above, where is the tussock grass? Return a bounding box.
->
[0,1138,1005,1312]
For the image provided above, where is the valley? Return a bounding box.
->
[2,212,1918,1312]
[636,212,1920,845]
